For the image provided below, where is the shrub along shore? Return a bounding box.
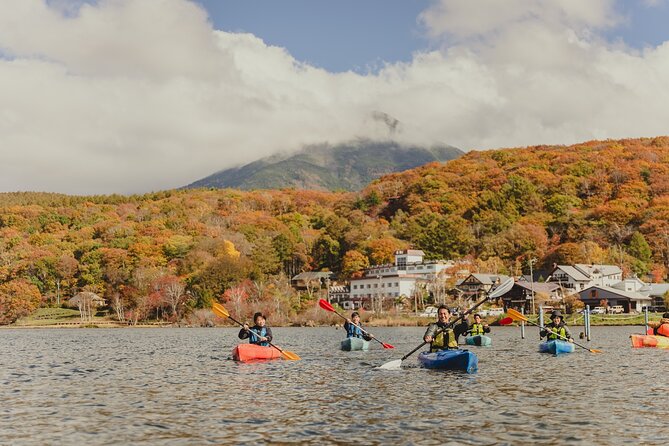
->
[4,308,662,329]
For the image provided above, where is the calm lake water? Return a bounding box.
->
[1,325,667,445]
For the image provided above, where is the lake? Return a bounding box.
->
[1,325,667,445]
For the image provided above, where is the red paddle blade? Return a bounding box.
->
[381,343,395,349]
[318,299,335,312]
[498,317,513,325]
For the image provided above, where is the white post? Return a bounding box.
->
[529,258,537,315]
[539,306,544,339]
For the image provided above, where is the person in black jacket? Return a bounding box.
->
[239,312,273,346]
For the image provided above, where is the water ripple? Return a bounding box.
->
[0,326,668,444]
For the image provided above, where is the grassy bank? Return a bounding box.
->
[7,308,662,329]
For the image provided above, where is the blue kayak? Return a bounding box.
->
[465,335,492,347]
[539,340,575,356]
[417,349,478,373]
[341,337,370,351]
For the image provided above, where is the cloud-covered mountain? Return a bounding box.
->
[184,140,463,191]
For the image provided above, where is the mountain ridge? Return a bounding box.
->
[184,140,463,191]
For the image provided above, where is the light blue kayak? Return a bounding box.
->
[465,335,492,347]
[341,337,370,351]
[417,349,478,373]
[539,340,575,356]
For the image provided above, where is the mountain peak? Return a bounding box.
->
[184,140,463,191]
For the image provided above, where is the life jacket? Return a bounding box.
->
[430,326,458,352]
[545,324,567,341]
[470,323,486,336]
[657,323,669,337]
[248,326,269,346]
[346,322,364,338]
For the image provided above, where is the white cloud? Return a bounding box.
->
[0,0,668,194]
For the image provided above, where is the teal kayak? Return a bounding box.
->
[465,335,492,347]
[417,349,478,373]
[539,340,575,356]
[341,337,370,351]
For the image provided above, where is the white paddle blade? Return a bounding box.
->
[377,359,403,370]
[488,278,514,300]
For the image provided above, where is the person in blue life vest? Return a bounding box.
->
[239,312,273,346]
[466,313,491,337]
[540,310,574,342]
[423,305,460,352]
[344,312,373,341]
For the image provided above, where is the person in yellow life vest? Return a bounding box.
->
[466,313,491,336]
[423,305,458,352]
[540,310,573,342]
[648,312,669,337]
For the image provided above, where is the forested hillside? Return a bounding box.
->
[2,136,669,324]
[366,136,669,277]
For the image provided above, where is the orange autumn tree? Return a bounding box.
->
[0,279,41,325]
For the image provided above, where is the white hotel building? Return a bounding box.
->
[341,250,454,310]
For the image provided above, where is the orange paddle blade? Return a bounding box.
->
[507,308,528,322]
[280,350,301,360]
[212,302,230,319]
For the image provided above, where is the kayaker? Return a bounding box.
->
[540,310,574,342]
[344,312,373,341]
[423,305,458,351]
[648,312,669,337]
[239,312,273,346]
[466,313,491,337]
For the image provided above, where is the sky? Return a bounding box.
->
[1,0,669,195]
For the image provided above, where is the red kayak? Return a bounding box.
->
[232,344,282,362]
[630,334,669,349]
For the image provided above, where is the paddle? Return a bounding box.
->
[318,299,394,349]
[498,317,513,325]
[507,308,602,354]
[379,278,515,370]
[211,302,301,360]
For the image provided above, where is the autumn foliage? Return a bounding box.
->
[2,137,669,323]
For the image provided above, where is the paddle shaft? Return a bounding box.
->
[401,295,489,361]
[510,310,597,353]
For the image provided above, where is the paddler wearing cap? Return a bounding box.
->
[540,310,574,342]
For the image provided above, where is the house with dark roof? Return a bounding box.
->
[291,271,333,290]
[500,281,562,313]
[455,273,511,300]
[578,285,651,313]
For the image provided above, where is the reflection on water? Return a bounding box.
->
[1,326,668,445]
